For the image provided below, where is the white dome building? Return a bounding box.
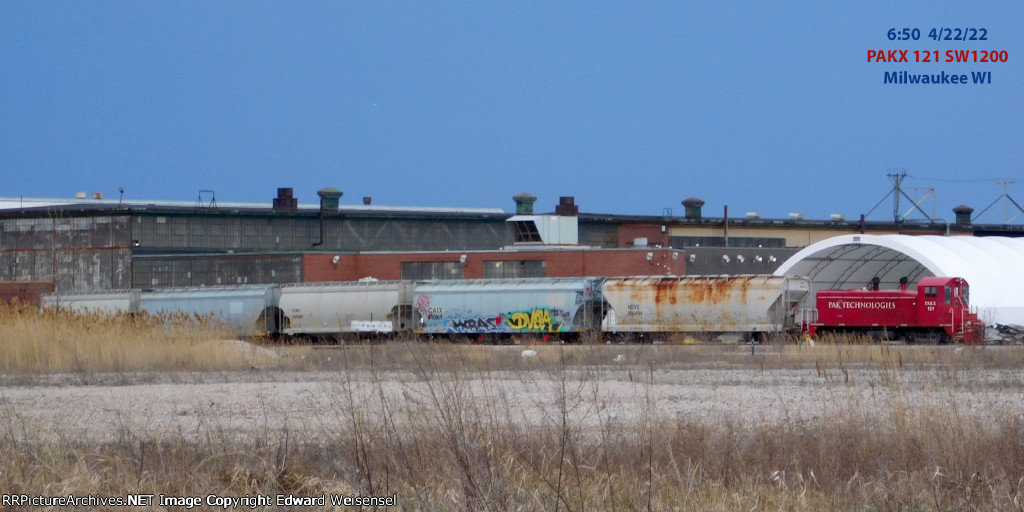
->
[774,234,1024,326]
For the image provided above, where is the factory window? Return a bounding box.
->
[578,224,618,248]
[401,261,463,280]
[483,260,546,278]
[670,236,785,248]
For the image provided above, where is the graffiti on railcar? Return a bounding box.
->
[431,307,568,334]
[448,315,500,332]
[416,294,433,316]
[506,308,563,332]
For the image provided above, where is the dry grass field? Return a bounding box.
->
[2,302,1024,511]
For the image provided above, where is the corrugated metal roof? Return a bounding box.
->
[0,197,504,214]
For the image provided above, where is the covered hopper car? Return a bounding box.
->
[43,286,283,338]
[601,275,811,342]
[806,276,984,344]
[413,277,603,341]
[137,285,283,338]
[279,280,415,336]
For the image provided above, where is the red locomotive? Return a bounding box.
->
[806,276,984,344]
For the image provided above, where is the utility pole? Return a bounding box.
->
[864,170,937,223]
[974,179,1024,224]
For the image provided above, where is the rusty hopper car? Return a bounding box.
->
[414,277,604,340]
[279,280,415,337]
[601,275,811,342]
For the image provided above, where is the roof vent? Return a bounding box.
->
[317,187,343,211]
[953,204,974,225]
[681,197,704,219]
[513,192,537,214]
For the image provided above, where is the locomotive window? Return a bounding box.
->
[923,286,936,298]
[944,285,952,305]
[962,285,969,305]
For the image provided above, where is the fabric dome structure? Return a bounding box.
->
[773,234,1024,326]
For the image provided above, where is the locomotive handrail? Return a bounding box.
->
[799,307,818,324]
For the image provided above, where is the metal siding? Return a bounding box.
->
[0,216,132,292]
[132,255,302,288]
[137,216,512,253]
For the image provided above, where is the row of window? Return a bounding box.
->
[670,236,786,248]
[400,260,547,280]
[135,259,548,286]
[135,217,514,252]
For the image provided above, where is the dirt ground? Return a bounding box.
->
[4,344,1024,442]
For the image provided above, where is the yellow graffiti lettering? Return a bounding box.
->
[507,309,558,332]
[507,311,531,330]
[530,308,553,331]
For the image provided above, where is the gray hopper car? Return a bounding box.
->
[279,280,415,337]
[43,285,284,338]
[137,285,283,338]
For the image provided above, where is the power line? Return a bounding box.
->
[908,174,1012,184]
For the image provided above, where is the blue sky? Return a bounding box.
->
[2,2,1021,222]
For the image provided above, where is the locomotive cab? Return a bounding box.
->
[915,277,984,344]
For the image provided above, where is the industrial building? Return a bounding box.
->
[1,187,1021,300]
